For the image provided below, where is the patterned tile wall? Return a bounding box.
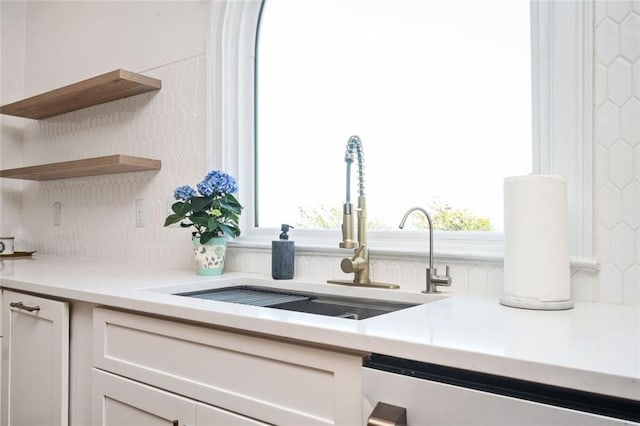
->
[0,117,25,247]
[592,0,640,305]
[2,1,638,306]
[225,248,508,295]
[17,57,209,267]
[0,1,27,248]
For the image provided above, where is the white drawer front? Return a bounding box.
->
[93,308,362,426]
[93,368,270,426]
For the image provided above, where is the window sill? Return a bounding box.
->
[229,232,600,270]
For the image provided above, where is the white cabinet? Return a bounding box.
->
[92,368,268,426]
[1,289,69,426]
[92,308,363,426]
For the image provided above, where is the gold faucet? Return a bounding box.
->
[327,136,399,289]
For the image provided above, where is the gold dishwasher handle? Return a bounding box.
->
[367,402,408,426]
[9,301,40,312]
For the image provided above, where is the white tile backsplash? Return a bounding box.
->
[609,141,635,188]
[621,98,640,144]
[596,19,621,65]
[634,61,640,97]
[594,2,640,305]
[607,58,634,106]
[1,1,639,305]
[595,101,621,147]
[607,1,634,23]
[621,13,640,60]
[597,183,623,229]
[611,224,635,269]
[622,181,640,228]
[15,57,208,266]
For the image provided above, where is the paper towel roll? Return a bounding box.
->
[501,175,573,310]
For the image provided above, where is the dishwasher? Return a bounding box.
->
[362,354,640,425]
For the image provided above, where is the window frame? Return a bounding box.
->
[209,0,596,267]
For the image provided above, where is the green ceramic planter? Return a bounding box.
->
[193,236,227,276]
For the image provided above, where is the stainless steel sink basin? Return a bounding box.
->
[174,285,419,320]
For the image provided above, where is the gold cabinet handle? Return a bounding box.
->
[367,402,407,426]
[9,301,40,312]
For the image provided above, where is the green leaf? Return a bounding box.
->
[218,223,240,238]
[220,195,243,213]
[171,202,191,216]
[207,216,219,231]
[199,231,217,244]
[164,214,184,227]
[190,197,212,213]
[190,215,209,227]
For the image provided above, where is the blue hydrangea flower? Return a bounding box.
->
[197,180,215,197]
[174,185,197,201]
[202,170,238,194]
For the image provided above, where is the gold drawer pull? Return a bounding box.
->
[368,402,407,426]
[9,301,40,312]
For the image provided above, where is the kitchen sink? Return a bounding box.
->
[174,285,419,320]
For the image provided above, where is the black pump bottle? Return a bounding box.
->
[272,224,295,280]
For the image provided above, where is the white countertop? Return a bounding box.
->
[1,255,638,401]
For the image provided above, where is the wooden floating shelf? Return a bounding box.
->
[0,69,161,119]
[0,155,161,181]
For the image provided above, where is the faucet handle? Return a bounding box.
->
[432,265,452,287]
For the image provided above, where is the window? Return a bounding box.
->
[256,0,532,233]
[211,0,593,262]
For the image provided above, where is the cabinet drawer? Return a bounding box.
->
[92,368,269,426]
[93,308,362,426]
[93,368,195,426]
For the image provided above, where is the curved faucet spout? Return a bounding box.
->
[399,207,452,293]
[399,207,434,271]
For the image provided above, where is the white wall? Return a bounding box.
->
[0,0,26,248]
[0,1,638,306]
[1,0,212,266]
[21,1,209,97]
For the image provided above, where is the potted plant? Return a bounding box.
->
[164,170,243,275]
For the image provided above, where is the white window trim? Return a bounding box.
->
[531,0,594,262]
[208,0,597,269]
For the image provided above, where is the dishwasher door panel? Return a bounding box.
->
[362,368,635,425]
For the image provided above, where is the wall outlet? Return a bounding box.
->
[53,201,62,226]
[135,198,146,228]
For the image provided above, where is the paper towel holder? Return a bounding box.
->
[501,174,574,311]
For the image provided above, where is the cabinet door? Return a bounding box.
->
[1,289,69,426]
[196,402,269,426]
[92,369,195,426]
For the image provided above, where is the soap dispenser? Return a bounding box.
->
[272,224,295,280]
